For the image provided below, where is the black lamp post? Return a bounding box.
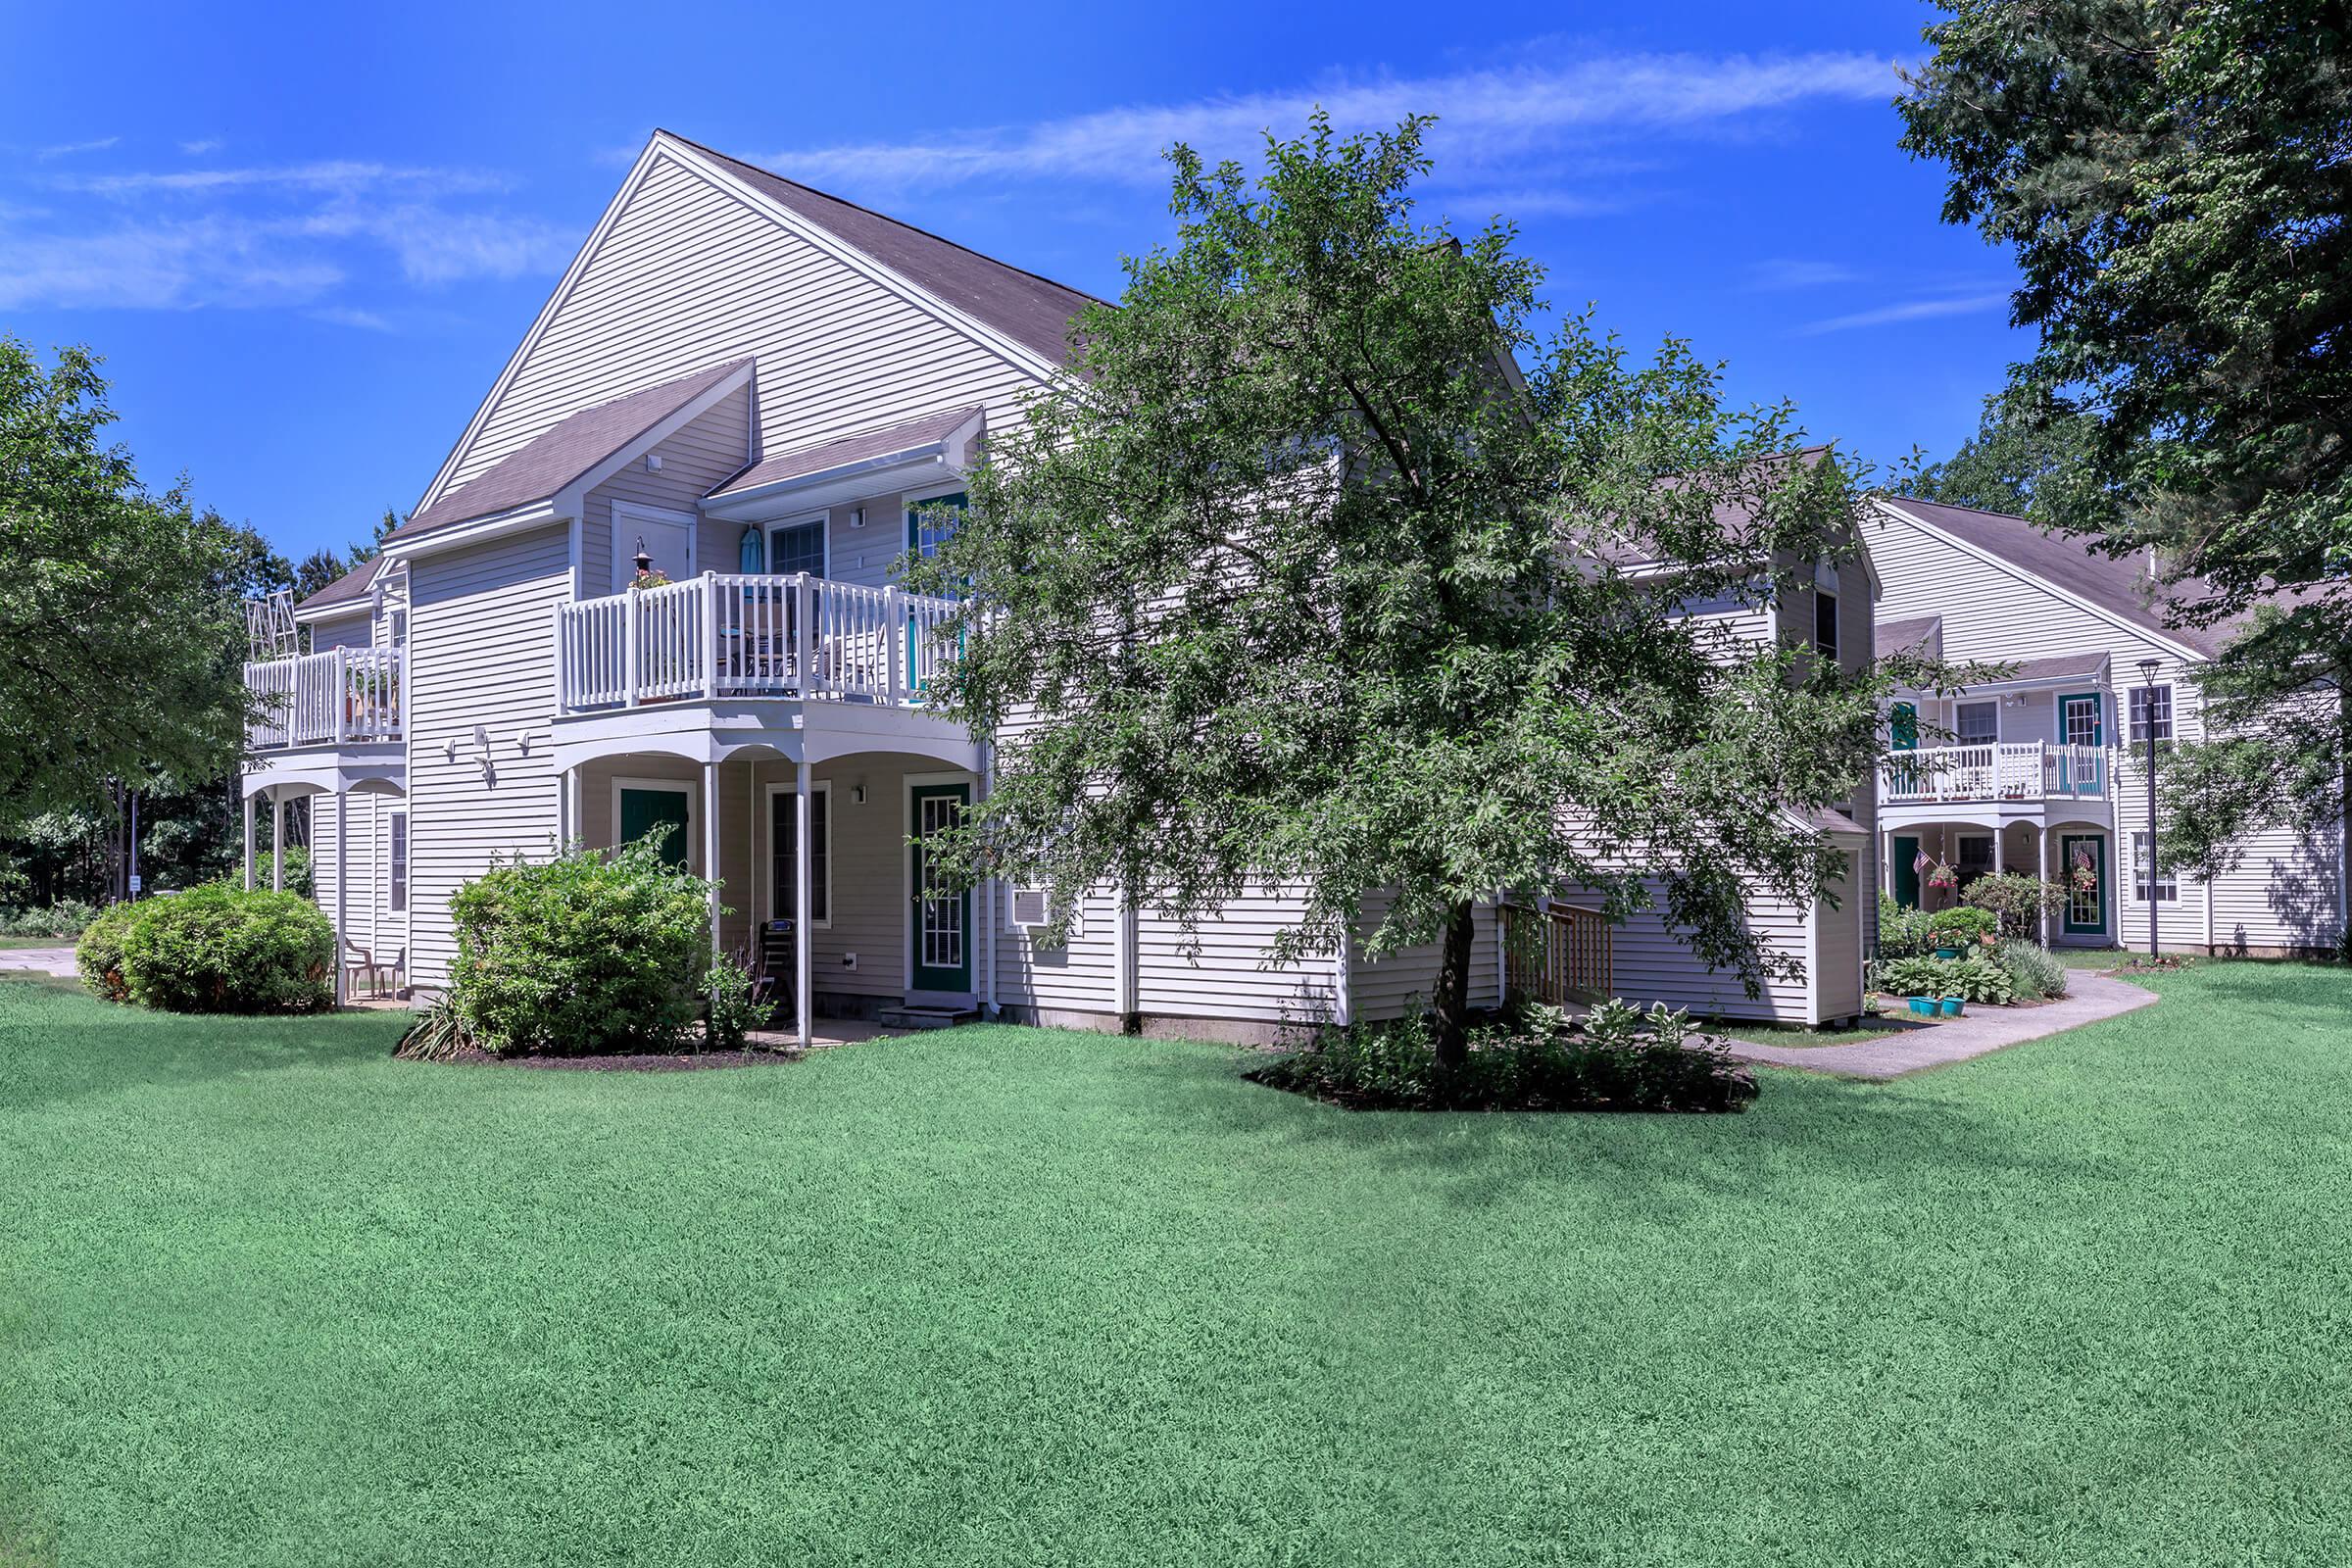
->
[2137,655,2161,957]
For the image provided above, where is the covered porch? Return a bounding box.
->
[1884,814,2116,947]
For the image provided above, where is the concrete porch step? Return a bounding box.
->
[874,1004,978,1031]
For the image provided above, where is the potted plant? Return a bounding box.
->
[1939,995,1965,1018]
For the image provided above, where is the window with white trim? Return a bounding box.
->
[2131,830,2178,903]
[2129,683,2174,743]
[387,810,408,914]
[769,784,830,926]
[768,518,825,579]
[1955,701,1998,746]
[1812,590,1838,662]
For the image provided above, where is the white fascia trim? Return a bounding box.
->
[655,135,1065,385]
[292,601,372,628]
[389,500,564,562]
[1871,499,2209,664]
[413,137,672,516]
[552,359,756,516]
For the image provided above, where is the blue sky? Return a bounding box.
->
[1,0,2023,564]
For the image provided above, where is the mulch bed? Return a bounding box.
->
[430,1046,804,1073]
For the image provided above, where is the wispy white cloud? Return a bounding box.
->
[58,160,510,198]
[309,305,393,331]
[35,136,119,160]
[1747,258,1864,291]
[0,217,345,311]
[1794,290,2010,335]
[179,138,224,156]
[754,51,1896,193]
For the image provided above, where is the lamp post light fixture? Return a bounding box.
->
[2137,655,2162,958]
[633,537,654,578]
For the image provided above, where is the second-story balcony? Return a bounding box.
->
[1880,742,2113,809]
[244,646,403,750]
[554,572,961,715]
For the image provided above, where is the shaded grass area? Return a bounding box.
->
[1716,1015,1928,1049]
[4,963,2351,1566]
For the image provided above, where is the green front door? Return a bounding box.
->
[2060,833,2106,935]
[1892,834,1921,909]
[909,782,973,992]
[618,787,691,871]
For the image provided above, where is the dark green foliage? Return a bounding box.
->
[1871,953,2016,1005]
[1899,1,2352,878]
[74,900,143,1004]
[906,114,1933,1064]
[255,847,312,899]
[0,900,94,938]
[1962,871,2068,939]
[703,951,765,1050]
[1927,906,2000,945]
[3,963,2350,1563]
[1876,893,1936,958]
[117,885,334,1013]
[1906,394,2101,516]
[1995,939,2070,1001]
[1253,998,1758,1112]
[447,835,733,1056]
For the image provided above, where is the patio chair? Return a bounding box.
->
[379,946,407,999]
[342,939,380,1000]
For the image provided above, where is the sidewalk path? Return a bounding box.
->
[1722,971,2157,1080]
[0,946,77,978]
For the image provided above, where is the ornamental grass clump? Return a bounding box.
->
[116,885,335,1013]
[1251,998,1757,1113]
[1994,938,2068,1001]
[445,834,745,1056]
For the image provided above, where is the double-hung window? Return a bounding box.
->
[2129,684,2174,744]
[1955,701,1998,746]
[768,518,826,579]
[2131,830,2177,903]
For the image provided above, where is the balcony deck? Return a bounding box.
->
[1879,742,2114,823]
[244,647,402,751]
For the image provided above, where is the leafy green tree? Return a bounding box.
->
[905,116,1927,1063]
[0,338,258,822]
[1899,0,2352,884]
[1907,393,2101,518]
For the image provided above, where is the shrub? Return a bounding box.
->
[1877,894,1936,958]
[705,951,765,1050]
[1252,998,1759,1112]
[447,835,734,1055]
[256,847,313,900]
[75,901,147,1004]
[1963,872,2068,939]
[118,885,335,1013]
[1869,953,2016,1005]
[0,900,97,939]
[1928,906,2001,945]
[393,994,477,1061]
[1994,938,2068,1001]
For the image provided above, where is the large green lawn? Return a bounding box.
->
[5,964,2350,1566]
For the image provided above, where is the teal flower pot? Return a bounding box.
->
[1909,996,1936,1017]
[1939,996,1965,1018]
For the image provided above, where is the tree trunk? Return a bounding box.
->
[1431,896,1478,1071]
[2340,681,2351,959]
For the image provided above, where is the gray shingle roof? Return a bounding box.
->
[294,555,381,615]
[709,406,982,500]
[667,132,1103,368]
[390,358,751,545]
[1876,613,1941,660]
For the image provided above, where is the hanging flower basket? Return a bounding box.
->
[628,567,672,592]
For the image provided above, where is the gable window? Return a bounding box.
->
[1812,590,1838,662]
[1955,701,1998,746]
[767,518,825,579]
[2132,830,2178,903]
[387,810,408,914]
[2129,683,2173,744]
[769,784,831,926]
[386,608,408,649]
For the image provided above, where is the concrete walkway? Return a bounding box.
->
[1722,971,2158,1079]
[0,946,77,978]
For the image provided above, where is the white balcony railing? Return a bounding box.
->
[1880,742,2111,807]
[555,572,962,714]
[244,646,403,750]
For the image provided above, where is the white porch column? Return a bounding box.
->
[2037,824,2052,948]
[242,792,256,892]
[555,765,568,852]
[270,794,286,893]
[332,789,349,1006]
[795,758,813,1052]
[703,760,721,956]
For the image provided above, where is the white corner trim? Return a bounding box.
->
[1871,499,2209,664]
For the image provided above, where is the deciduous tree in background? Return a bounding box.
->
[1899,0,2352,888]
[906,116,1929,1065]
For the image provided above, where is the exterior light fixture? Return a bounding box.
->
[633,537,653,577]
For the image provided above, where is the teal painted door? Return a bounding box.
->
[2056,692,2106,794]
[1890,702,1918,750]
[618,787,691,871]
[909,782,973,992]
[1892,834,1921,908]
[2060,833,2106,935]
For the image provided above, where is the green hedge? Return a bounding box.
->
[75,902,145,1004]
[116,886,335,1013]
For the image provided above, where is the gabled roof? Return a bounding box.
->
[664,131,1103,368]
[388,358,752,546]
[1874,497,2222,658]
[1969,650,2110,687]
[1875,613,1940,661]
[709,406,983,501]
[295,556,381,616]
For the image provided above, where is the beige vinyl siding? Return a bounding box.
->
[996,885,1119,1017]
[1348,895,1503,1023]
[309,612,372,651]
[311,790,396,957]
[576,387,755,595]
[407,524,570,989]
[1134,886,1340,1026]
[429,150,1043,513]
[1812,835,1868,1019]
[1603,879,1817,1023]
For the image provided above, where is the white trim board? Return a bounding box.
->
[760,778,832,930]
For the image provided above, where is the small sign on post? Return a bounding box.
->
[128,874,143,894]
